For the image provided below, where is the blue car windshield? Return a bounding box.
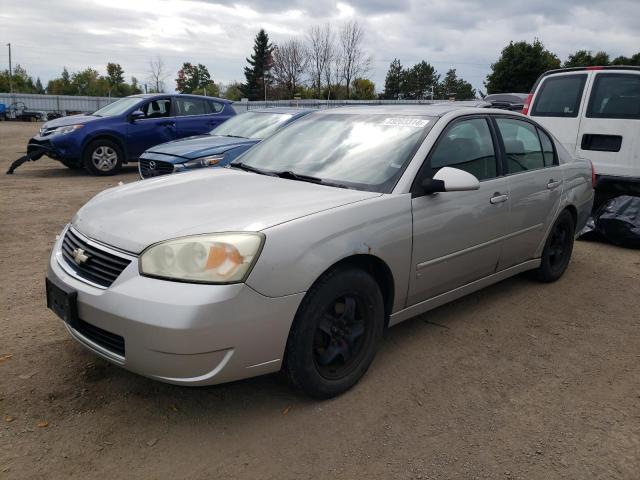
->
[232,113,436,193]
[93,97,143,117]
[211,111,293,139]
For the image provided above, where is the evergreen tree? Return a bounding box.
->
[437,69,476,99]
[242,29,274,100]
[401,61,438,99]
[383,59,403,99]
[35,77,45,94]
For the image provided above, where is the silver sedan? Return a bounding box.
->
[46,105,594,398]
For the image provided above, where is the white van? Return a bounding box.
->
[524,66,640,205]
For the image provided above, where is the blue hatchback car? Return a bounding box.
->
[138,108,313,179]
[27,94,235,175]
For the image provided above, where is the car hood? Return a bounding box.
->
[72,168,380,253]
[146,135,258,160]
[43,114,101,128]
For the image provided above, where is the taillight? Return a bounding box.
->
[522,93,533,115]
[590,160,596,188]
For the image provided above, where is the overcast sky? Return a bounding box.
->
[1,0,639,94]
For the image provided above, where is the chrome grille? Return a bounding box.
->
[60,229,131,288]
[139,158,174,179]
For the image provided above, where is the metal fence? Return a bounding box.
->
[0,93,118,113]
[232,98,454,113]
[0,93,460,116]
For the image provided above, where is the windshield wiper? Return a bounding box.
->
[221,134,246,139]
[273,170,351,189]
[229,162,276,176]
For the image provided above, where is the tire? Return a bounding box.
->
[533,210,575,282]
[284,267,385,399]
[61,159,82,170]
[83,139,123,176]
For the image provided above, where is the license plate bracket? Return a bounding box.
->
[46,278,78,325]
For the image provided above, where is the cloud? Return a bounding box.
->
[0,0,638,94]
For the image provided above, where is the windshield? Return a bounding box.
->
[92,97,143,117]
[211,111,293,139]
[232,113,435,192]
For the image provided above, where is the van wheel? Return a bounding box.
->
[83,139,123,176]
[533,210,575,282]
[284,267,384,399]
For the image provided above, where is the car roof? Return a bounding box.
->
[128,93,231,103]
[312,101,491,117]
[530,66,640,92]
[246,107,315,115]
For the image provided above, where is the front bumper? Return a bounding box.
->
[47,227,304,386]
[28,134,81,163]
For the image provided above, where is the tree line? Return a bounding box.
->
[1,31,638,99]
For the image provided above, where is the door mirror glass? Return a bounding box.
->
[130,109,145,121]
[423,167,480,193]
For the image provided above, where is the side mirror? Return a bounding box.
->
[130,110,145,122]
[421,167,480,194]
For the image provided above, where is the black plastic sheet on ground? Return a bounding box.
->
[579,195,640,249]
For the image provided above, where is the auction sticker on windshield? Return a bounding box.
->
[382,118,430,128]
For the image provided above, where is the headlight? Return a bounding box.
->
[178,155,224,170]
[53,124,84,135]
[139,233,264,284]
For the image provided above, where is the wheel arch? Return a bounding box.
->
[309,254,396,327]
[82,132,128,162]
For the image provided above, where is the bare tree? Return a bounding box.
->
[147,56,168,93]
[338,21,371,98]
[306,24,334,98]
[272,39,308,99]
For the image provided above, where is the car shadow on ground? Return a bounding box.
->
[4,163,140,178]
[54,272,535,421]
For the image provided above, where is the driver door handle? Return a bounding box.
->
[547,179,563,190]
[490,193,508,204]
[157,120,175,126]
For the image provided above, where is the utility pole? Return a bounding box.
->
[6,43,13,93]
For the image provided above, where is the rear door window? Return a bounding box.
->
[496,118,545,173]
[586,73,640,119]
[207,100,224,113]
[531,74,587,118]
[430,118,498,181]
[537,128,556,167]
[175,97,208,116]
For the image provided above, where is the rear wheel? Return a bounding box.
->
[83,139,123,176]
[285,267,384,399]
[533,210,575,282]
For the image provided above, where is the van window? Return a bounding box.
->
[430,118,498,181]
[531,74,587,118]
[496,118,545,173]
[587,73,640,119]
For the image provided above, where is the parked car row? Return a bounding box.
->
[46,101,595,398]
[27,94,236,175]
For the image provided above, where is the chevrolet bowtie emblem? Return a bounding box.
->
[71,247,89,265]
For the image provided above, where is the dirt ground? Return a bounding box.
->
[0,121,638,480]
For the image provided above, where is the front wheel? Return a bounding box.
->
[533,210,575,282]
[83,139,123,176]
[284,267,384,399]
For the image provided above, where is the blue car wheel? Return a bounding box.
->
[83,139,123,176]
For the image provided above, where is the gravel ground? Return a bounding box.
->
[0,121,639,480]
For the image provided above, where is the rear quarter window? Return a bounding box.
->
[587,73,640,119]
[531,74,587,118]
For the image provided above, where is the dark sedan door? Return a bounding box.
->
[126,98,176,158]
[173,97,230,138]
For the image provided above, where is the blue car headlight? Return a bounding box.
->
[176,154,225,171]
[52,124,84,135]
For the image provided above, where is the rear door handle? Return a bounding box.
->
[490,193,508,204]
[547,179,562,189]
